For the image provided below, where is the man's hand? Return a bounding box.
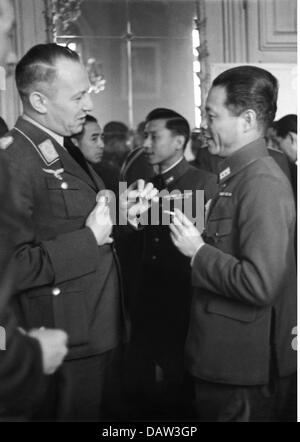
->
[119,179,158,225]
[85,196,113,245]
[28,328,68,375]
[169,209,204,258]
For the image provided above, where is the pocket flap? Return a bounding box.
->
[207,217,232,237]
[206,298,257,322]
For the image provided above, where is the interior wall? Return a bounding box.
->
[0,0,47,129]
[206,0,296,65]
[205,0,297,116]
[0,0,297,129]
[66,0,197,130]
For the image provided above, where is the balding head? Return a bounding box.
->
[15,43,80,102]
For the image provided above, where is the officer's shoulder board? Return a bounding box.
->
[0,136,14,150]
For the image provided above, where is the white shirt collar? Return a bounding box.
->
[22,115,64,147]
[161,156,184,175]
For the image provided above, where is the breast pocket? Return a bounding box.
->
[46,177,93,218]
[206,297,258,323]
[204,217,232,246]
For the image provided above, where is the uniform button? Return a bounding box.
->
[52,287,61,296]
[152,255,157,260]
[61,182,68,190]
[154,237,159,243]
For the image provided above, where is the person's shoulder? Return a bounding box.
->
[3,127,39,162]
[247,152,289,182]
[240,155,294,200]
[3,127,26,152]
[267,147,291,179]
[0,134,14,151]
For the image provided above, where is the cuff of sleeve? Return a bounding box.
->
[190,243,205,267]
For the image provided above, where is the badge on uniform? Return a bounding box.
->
[219,191,232,197]
[42,168,64,181]
[219,167,231,181]
[163,191,193,201]
[165,176,174,186]
[38,139,59,166]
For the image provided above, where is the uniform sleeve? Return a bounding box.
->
[192,174,295,307]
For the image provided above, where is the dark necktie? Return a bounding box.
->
[63,137,94,181]
[153,173,165,191]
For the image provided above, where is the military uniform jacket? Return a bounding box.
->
[4,117,126,360]
[133,159,217,357]
[186,139,297,385]
[142,158,217,271]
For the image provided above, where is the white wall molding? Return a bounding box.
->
[258,0,297,52]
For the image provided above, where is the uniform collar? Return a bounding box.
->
[161,156,184,175]
[156,157,189,188]
[22,115,64,148]
[218,138,269,184]
[13,117,99,191]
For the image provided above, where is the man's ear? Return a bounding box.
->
[242,109,256,132]
[28,91,47,114]
[175,134,185,151]
[288,131,297,146]
[71,136,79,147]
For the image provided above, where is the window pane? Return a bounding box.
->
[56,0,199,130]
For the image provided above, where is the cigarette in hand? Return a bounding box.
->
[164,210,176,216]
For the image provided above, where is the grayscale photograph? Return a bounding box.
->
[0,0,297,425]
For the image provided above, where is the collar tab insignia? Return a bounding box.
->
[219,167,231,181]
[38,139,59,165]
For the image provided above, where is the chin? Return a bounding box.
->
[72,124,84,135]
[90,157,101,164]
[208,146,219,155]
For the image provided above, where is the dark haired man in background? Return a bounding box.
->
[271,114,297,201]
[71,114,104,165]
[94,120,131,193]
[170,66,296,421]
[127,108,217,418]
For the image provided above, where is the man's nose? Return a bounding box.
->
[98,138,104,149]
[143,136,151,149]
[83,93,93,112]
